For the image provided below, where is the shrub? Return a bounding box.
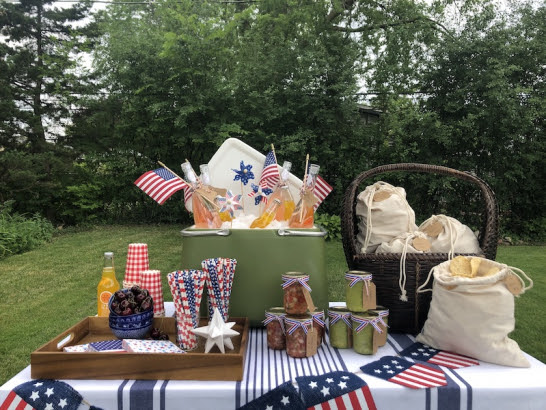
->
[0,201,54,259]
[314,213,342,241]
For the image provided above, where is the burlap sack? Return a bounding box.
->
[417,257,533,367]
[356,182,417,253]
[376,231,431,302]
[419,215,482,258]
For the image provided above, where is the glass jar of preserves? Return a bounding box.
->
[285,316,317,358]
[311,310,325,347]
[369,306,389,347]
[345,270,376,312]
[282,272,313,315]
[351,313,381,355]
[328,306,353,349]
[263,307,286,350]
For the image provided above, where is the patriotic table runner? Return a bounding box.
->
[2,303,546,410]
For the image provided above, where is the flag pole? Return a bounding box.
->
[271,143,278,164]
[299,153,309,221]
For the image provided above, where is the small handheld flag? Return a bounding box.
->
[135,167,189,205]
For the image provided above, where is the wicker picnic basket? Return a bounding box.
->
[341,163,499,334]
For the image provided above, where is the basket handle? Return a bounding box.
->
[341,163,499,262]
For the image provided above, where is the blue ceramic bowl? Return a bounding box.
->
[108,308,154,339]
[108,289,154,339]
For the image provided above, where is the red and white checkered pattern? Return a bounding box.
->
[140,270,165,317]
[124,243,149,286]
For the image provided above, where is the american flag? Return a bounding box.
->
[134,167,189,205]
[360,356,447,389]
[0,379,102,410]
[238,381,305,409]
[259,151,280,189]
[313,175,333,210]
[399,342,480,369]
[296,371,376,410]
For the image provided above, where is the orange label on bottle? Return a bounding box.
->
[100,291,113,305]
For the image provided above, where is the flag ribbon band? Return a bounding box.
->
[281,275,312,292]
[328,311,352,328]
[353,316,383,333]
[285,317,313,335]
[345,273,372,295]
[311,312,325,328]
[263,312,286,334]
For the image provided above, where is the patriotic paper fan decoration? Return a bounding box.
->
[399,342,480,369]
[232,161,254,185]
[360,356,447,389]
[238,381,304,410]
[216,190,243,217]
[248,183,272,205]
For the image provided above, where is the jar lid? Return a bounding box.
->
[266,307,286,316]
[283,271,307,278]
[328,306,350,314]
[351,312,375,320]
[346,270,372,277]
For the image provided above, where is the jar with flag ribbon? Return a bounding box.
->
[328,306,353,349]
[369,306,389,347]
[345,270,376,312]
[282,272,315,315]
[284,316,318,358]
[263,307,286,350]
[351,313,383,355]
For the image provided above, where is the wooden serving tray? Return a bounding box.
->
[31,316,249,381]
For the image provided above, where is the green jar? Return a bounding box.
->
[369,305,389,347]
[328,306,352,349]
[345,270,374,312]
[351,313,376,355]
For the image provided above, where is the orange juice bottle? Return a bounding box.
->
[268,161,296,221]
[250,199,282,228]
[200,164,232,222]
[289,164,320,228]
[181,162,222,228]
[97,252,120,317]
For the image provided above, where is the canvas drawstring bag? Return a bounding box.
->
[356,182,418,254]
[416,256,533,367]
[419,215,482,258]
[375,231,431,302]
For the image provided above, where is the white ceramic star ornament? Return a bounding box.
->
[191,308,239,353]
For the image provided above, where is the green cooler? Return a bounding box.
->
[180,227,328,326]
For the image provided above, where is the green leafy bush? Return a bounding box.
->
[0,202,54,259]
[314,213,341,241]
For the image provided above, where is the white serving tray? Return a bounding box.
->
[205,138,303,216]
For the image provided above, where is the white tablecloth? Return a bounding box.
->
[2,303,546,410]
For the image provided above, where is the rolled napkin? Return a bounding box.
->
[124,243,149,287]
[140,270,165,317]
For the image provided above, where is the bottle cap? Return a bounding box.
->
[104,252,113,258]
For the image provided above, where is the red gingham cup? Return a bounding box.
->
[140,269,165,317]
[124,243,149,287]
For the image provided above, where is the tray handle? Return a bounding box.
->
[341,163,499,264]
[56,333,75,351]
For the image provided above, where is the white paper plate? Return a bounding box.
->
[206,138,303,216]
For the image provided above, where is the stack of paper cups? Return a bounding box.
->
[140,270,165,317]
[124,243,149,288]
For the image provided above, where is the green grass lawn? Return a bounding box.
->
[0,225,544,386]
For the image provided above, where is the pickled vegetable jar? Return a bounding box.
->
[282,272,312,315]
[345,270,375,312]
[263,307,286,350]
[369,306,389,347]
[285,316,317,358]
[311,310,325,347]
[327,306,352,349]
[351,313,379,355]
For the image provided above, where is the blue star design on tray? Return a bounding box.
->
[232,161,254,185]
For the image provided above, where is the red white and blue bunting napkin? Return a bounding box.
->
[399,342,480,369]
